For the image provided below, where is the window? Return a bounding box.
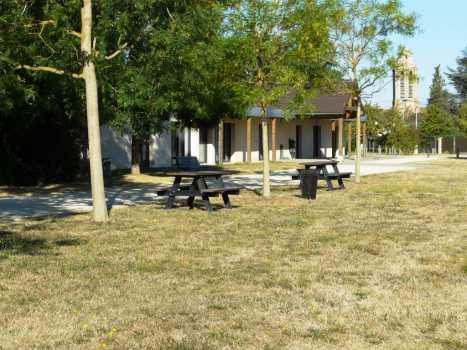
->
[400,72,405,98]
[408,72,413,98]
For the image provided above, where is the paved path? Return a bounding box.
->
[0,155,447,221]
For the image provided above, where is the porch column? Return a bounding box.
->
[247,117,251,162]
[338,117,344,157]
[220,120,224,165]
[272,117,276,161]
[363,122,367,157]
[347,122,352,157]
[331,120,336,158]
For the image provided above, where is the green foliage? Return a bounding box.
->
[104,1,238,142]
[0,73,83,186]
[221,0,335,119]
[419,105,455,140]
[330,0,419,99]
[447,47,467,101]
[387,125,419,154]
[428,65,454,112]
[453,103,467,137]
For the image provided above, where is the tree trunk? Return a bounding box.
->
[131,135,141,175]
[82,0,108,222]
[355,100,361,183]
[80,128,90,177]
[261,105,270,197]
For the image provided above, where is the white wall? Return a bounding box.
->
[100,126,132,170]
[100,115,336,170]
[100,126,175,169]
[222,117,334,162]
[150,131,172,168]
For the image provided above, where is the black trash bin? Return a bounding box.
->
[102,158,112,186]
[299,168,319,200]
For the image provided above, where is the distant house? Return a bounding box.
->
[100,92,364,169]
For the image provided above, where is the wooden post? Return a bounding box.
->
[272,117,276,161]
[220,120,224,165]
[339,117,344,157]
[347,122,352,157]
[363,122,367,157]
[247,117,251,162]
[331,120,336,158]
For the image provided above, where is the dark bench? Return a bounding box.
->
[326,172,352,179]
[173,156,210,171]
[155,185,192,196]
[200,187,242,196]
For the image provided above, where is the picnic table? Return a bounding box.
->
[293,160,352,191]
[155,170,242,212]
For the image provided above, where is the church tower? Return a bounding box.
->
[393,47,419,117]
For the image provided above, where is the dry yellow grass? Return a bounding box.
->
[0,161,302,198]
[1,159,467,349]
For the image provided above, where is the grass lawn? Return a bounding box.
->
[0,161,303,198]
[1,159,467,349]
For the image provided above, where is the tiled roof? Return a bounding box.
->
[269,90,352,115]
[312,93,352,114]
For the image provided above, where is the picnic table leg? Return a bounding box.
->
[337,177,345,189]
[332,163,346,189]
[321,166,335,191]
[216,175,233,209]
[187,178,197,209]
[166,177,182,209]
[197,176,214,212]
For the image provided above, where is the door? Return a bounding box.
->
[171,126,185,158]
[199,128,208,163]
[313,125,321,158]
[223,123,233,162]
[139,142,150,168]
[296,125,302,159]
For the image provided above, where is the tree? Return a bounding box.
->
[453,103,467,137]
[330,0,418,182]
[447,47,467,101]
[1,0,144,221]
[387,125,419,154]
[428,65,454,112]
[105,2,233,175]
[0,73,84,186]
[419,105,455,143]
[222,0,335,196]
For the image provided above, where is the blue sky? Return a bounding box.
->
[369,0,467,109]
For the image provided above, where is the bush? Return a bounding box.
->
[0,74,83,186]
[387,126,420,155]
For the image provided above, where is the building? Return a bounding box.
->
[100,92,365,169]
[393,47,419,118]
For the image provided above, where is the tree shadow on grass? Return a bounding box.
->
[0,229,49,257]
[0,226,84,258]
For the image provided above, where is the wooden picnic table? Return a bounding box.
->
[294,160,352,191]
[155,171,242,212]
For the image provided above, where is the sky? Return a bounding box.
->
[369,0,467,109]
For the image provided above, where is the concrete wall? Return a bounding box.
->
[223,117,333,163]
[100,126,132,170]
[100,116,336,170]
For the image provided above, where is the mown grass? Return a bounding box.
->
[1,158,467,349]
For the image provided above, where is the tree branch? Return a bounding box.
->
[105,43,128,60]
[14,64,83,79]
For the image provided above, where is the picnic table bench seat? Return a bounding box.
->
[173,156,210,171]
[200,187,242,196]
[155,185,191,196]
[326,172,352,179]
